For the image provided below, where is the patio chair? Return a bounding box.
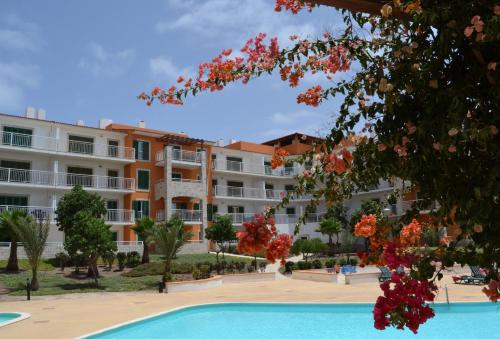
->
[459,265,487,285]
[378,266,391,282]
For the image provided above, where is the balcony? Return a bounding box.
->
[0,131,134,161]
[155,149,202,166]
[0,167,135,192]
[0,205,135,224]
[401,199,440,214]
[212,159,299,178]
[213,185,286,201]
[220,212,326,225]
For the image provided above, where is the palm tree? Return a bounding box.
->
[150,216,192,284]
[316,218,342,254]
[132,217,154,264]
[12,216,49,291]
[0,209,27,272]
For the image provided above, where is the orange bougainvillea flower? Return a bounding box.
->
[400,219,423,247]
[271,148,289,169]
[354,214,377,238]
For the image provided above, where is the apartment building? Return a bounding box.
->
[0,108,136,247]
[0,109,407,256]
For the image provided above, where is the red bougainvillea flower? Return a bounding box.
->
[275,0,313,14]
[271,148,290,169]
[400,219,422,247]
[237,214,276,255]
[354,214,377,238]
[483,276,500,302]
[297,85,324,107]
[266,233,293,265]
[374,271,437,334]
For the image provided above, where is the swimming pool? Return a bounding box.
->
[83,302,500,339]
[0,312,30,327]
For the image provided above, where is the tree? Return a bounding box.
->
[317,218,342,254]
[0,209,26,272]
[150,216,192,284]
[64,212,116,285]
[132,217,154,264]
[142,0,500,333]
[55,185,106,234]
[205,214,237,273]
[11,216,49,291]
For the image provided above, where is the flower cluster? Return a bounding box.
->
[274,0,313,14]
[237,213,292,267]
[297,85,323,107]
[266,233,293,265]
[237,214,276,255]
[354,214,377,238]
[400,219,422,247]
[374,271,437,334]
[323,148,353,175]
[483,276,500,302]
[271,148,290,169]
[464,15,485,41]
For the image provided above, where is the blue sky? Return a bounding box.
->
[0,0,347,143]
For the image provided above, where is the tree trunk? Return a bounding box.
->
[328,235,334,255]
[335,233,340,253]
[254,254,257,272]
[31,267,39,291]
[87,255,99,286]
[215,250,220,274]
[142,243,150,264]
[6,241,19,272]
[163,259,171,284]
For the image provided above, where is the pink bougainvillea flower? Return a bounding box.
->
[448,145,457,153]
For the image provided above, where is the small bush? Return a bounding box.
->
[349,258,358,266]
[117,252,127,271]
[312,259,323,269]
[247,265,255,273]
[70,253,87,273]
[339,257,347,266]
[102,251,116,269]
[284,261,295,273]
[325,259,336,268]
[55,252,70,271]
[297,261,313,270]
[192,264,211,280]
[259,261,267,271]
[236,261,246,272]
[126,251,141,268]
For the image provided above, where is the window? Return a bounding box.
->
[285,184,294,192]
[226,156,243,171]
[2,126,32,148]
[264,160,272,175]
[107,200,118,222]
[111,232,118,241]
[286,207,296,216]
[194,203,200,210]
[228,206,244,214]
[0,195,28,206]
[207,204,217,221]
[227,181,243,197]
[211,154,217,169]
[107,169,119,189]
[68,135,94,155]
[137,169,150,190]
[132,200,149,219]
[172,202,187,210]
[67,166,93,187]
[0,160,31,183]
[108,140,119,157]
[172,172,182,181]
[172,145,181,160]
[284,163,294,175]
[133,140,150,161]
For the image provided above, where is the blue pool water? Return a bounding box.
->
[86,303,500,339]
[0,313,21,325]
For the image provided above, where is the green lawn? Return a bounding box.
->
[0,253,266,296]
[0,258,56,271]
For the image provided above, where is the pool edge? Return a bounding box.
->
[0,312,31,328]
[76,301,491,339]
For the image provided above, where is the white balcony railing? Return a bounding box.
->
[0,206,135,224]
[0,167,135,191]
[220,212,327,225]
[213,185,287,200]
[172,209,202,222]
[213,158,299,177]
[0,131,134,160]
[172,149,202,163]
[156,209,166,222]
[401,199,440,213]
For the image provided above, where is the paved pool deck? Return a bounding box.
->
[0,275,488,339]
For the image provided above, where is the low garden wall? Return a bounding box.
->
[222,272,276,284]
[292,268,380,285]
[292,270,337,283]
[178,242,209,254]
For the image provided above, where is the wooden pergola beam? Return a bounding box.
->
[313,0,385,15]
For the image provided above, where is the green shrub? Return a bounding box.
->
[122,261,194,277]
[70,253,87,273]
[247,265,255,273]
[349,257,358,266]
[55,252,70,271]
[325,259,336,268]
[192,264,211,280]
[339,257,347,266]
[284,261,295,273]
[126,251,141,267]
[236,261,246,272]
[116,252,127,271]
[297,260,312,270]
[102,251,116,269]
[312,259,323,269]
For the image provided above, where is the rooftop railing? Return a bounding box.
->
[212,159,299,177]
[0,131,134,160]
[0,167,135,191]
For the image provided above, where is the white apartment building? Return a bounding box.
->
[0,108,137,248]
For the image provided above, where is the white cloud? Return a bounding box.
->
[157,0,317,46]
[149,56,193,81]
[0,62,41,110]
[0,13,42,52]
[79,42,136,77]
[263,109,330,139]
